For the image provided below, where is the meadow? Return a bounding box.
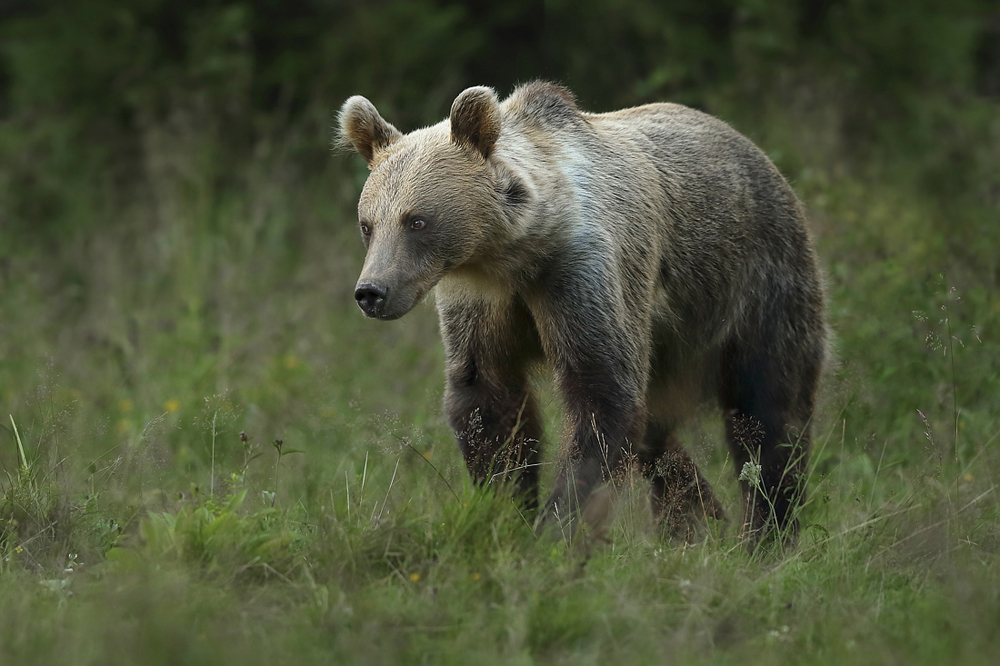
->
[2,2,999,663]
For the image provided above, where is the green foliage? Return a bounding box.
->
[111,489,300,575]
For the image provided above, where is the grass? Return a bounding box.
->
[1,420,998,664]
[1,106,999,664]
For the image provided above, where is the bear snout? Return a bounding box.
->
[355,282,388,318]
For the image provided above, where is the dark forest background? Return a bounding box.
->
[3,0,998,241]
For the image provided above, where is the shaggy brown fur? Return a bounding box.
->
[339,82,826,543]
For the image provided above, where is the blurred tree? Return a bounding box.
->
[0,0,996,245]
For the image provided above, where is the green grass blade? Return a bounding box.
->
[9,414,29,473]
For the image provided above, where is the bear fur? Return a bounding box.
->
[339,82,826,543]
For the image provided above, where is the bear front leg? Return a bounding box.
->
[439,295,545,510]
[545,365,647,529]
[528,257,653,531]
[445,375,543,508]
[543,341,649,527]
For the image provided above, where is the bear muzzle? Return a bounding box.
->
[354,280,419,320]
[355,281,390,318]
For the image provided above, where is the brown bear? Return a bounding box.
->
[339,82,826,543]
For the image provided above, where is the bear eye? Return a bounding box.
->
[410,219,427,231]
[360,222,371,236]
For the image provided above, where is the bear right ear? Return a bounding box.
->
[338,96,402,167]
[450,86,500,159]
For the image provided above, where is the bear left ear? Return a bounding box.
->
[338,95,402,167]
[450,86,500,159]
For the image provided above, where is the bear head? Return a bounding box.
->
[339,87,529,319]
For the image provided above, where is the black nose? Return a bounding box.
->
[355,283,387,316]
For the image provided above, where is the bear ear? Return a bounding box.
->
[338,96,402,167]
[450,86,501,159]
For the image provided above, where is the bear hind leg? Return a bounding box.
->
[720,346,816,546]
[641,423,726,542]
